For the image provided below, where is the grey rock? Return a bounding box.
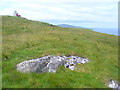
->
[107,79,120,89]
[16,55,90,73]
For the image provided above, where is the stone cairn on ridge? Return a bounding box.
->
[16,55,90,73]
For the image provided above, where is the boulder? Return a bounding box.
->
[107,79,120,89]
[16,55,90,73]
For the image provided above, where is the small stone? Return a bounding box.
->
[107,79,119,89]
[69,66,75,70]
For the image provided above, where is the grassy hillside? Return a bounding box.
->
[2,16,119,88]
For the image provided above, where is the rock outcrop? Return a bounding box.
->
[107,79,120,89]
[16,55,90,73]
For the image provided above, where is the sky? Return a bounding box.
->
[0,0,119,32]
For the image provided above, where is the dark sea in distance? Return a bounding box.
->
[92,28,118,36]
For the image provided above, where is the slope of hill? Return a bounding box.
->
[2,16,119,88]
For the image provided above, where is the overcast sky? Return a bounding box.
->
[0,0,119,29]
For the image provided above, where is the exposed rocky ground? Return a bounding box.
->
[16,55,90,73]
[107,79,120,90]
[17,55,119,89]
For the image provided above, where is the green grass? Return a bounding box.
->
[2,15,119,88]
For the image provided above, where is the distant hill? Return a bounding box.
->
[57,24,79,28]
[57,24,88,29]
